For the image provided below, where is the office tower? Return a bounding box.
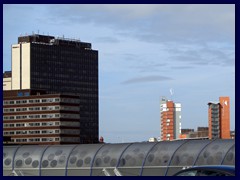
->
[208,96,230,139]
[10,34,98,143]
[160,97,181,141]
[3,89,81,145]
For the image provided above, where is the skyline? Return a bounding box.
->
[3,4,235,143]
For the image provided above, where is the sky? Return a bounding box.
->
[3,4,235,143]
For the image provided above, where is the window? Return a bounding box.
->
[16,123,24,127]
[42,107,47,110]
[24,92,30,96]
[17,92,23,96]
[176,170,198,176]
[55,106,60,110]
[16,139,27,142]
[198,170,229,176]
[48,98,54,102]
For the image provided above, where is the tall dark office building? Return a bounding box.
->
[10,34,98,143]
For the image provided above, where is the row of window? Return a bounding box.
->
[4,113,80,120]
[3,121,80,128]
[14,138,59,143]
[3,97,80,105]
[4,105,79,113]
[4,129,80,135]
[11,137,80,143]
[4,129,59,135]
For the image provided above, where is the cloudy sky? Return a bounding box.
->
[3,4,235,142]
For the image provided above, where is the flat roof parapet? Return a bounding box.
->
[18,34,92,49]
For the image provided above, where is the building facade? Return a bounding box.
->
[208,97,230,139]
[9,34,98,143]
[160,97,181,141]
[179,127,208,139]
[3,71,12,90]
[3,90,81,145]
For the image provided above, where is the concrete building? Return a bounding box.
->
[3,89,81,145]
[3,71,12,90]
[179,129,194,139]
[160,97,181,141]
[208,97,230,139]
[7,34,98,143]
[179,127,208,139]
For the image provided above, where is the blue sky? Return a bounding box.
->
[3,4,235,143]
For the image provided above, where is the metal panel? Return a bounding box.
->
[13,145,48,176]
[221,144,235,165]
[40,145,75,176]
[65,145,78,176]
[67,144,103,176]
[195,139,235,166]
[167,140,212,176]
[117,142,157,176]
[91,143,130,176]
[142,140,185,176]
[3,146,20,176]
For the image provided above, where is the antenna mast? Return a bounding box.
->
[170,88,174,101]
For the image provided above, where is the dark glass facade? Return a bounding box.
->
[18,35,98,143]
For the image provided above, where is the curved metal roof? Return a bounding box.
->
[3,139,235,176]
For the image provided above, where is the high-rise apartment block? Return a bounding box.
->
[160,97,181,141]
[4,34,99,143]
[208,96,230,139]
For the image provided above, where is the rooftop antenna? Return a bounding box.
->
[38,30,39,34]
[170,88,174,101]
